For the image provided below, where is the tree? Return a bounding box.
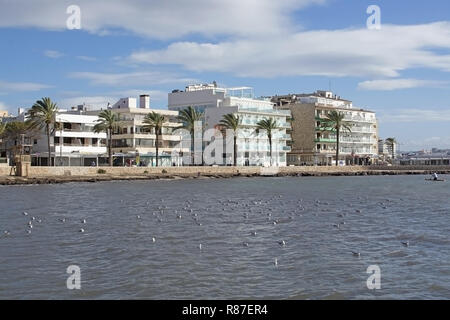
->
[219,113,241,166]
[0,122,5,142]
[143,111,166,167]
[256,118,279,166]
[27,97,58,166]
[385,137,397,162]
[3,121,38,157]
[94,109,118,166]
[322,110,351,166]
[177,106,204,165]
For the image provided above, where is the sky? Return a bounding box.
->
[0,0,449,150]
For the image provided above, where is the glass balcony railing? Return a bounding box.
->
[315,138,336,143]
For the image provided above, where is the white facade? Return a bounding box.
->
[31,110,107,166]
[170,83,291,166]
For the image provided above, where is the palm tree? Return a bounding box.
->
[219,113,241,166]
[3,121,37,157]
[321,110,351,166]
[177,106,204,165]
[0,122,5,139]
[94,109,118,166]
[385,137,397,162]
[27,97,58,166]
[256,118,278,166]
[143,111,166,167]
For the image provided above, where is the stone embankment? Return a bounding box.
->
[0,165,449,185]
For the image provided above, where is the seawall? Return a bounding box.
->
[1,165,449,185]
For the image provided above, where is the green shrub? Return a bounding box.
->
[162,169,168,174]
[144,170,148,174]
[97,169,107,174]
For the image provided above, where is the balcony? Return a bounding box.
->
[315,138,336,143]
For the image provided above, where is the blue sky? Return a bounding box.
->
[0,0,449,150]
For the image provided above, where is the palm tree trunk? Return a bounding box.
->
[233,134,237,166]
[155,133,159,167]
[335,128,340,166]
[47,125,51,166]
[191,132,195,166]
[269,135,272,166]
[109,128,113,166]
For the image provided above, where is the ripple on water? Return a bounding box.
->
[0,175,449,299]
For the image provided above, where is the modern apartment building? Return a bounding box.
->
[168,83,291,166]
[93,95,188,166]
[273,91,378,165]
[32,108,108,166]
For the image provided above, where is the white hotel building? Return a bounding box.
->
[31,108,108,166]
[169,83,291,166]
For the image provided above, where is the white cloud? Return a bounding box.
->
[378,108,450,123]
[0,80,52,92]
[0,101,10,110]
[127,22,450,78]
[76,55,97,62]
[68,71,196,87]
[358,79,449,91]
[44,50,64,59]
[0,0,325,39]
[402,136,450,150]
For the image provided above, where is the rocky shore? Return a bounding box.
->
[1,167,450,185]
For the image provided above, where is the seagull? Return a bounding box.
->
[199,244,202,250]
[402,241,409,247]
[351,251,361,257]
[243,242,249,247]
[79,228,85,233]
[251,231,257,236]
[355,209,362,213]
[137,215,141,219]
[152,237,156,242]
[278,240,286,247]
[81,219,86,224]
[274,258,278,267]
[23,212,28,216]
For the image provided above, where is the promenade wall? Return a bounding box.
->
[0,165,449,178]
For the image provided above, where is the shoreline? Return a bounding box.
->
[1,167,449,185]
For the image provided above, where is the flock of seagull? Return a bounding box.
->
[2,193,411,267]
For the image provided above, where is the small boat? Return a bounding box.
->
[424,178,445,182]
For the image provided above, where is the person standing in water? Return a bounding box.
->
[432,172,439,181]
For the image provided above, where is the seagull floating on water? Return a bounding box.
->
[351,251,361,257]
[402,241,409,247]
[79,228,85,233]
[278,240,286,246]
